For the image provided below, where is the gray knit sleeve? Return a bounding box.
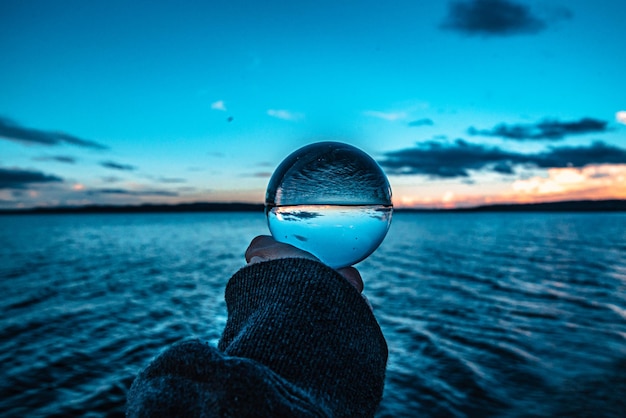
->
[127,258,387,417]
[219,258,387,417]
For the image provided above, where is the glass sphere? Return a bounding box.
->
[265,141,393,268]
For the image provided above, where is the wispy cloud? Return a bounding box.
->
[33,155,77,164]
[0,167,63,189]
[408,118,434,127]
[267,109,304,121]
[101,176,123,183]
[380,139,626,178]
[617,111,626,125]
[247,171,272,178]
[100,161,136,171]
[0,116,108,149]
[468,117,609,141]
[156,177,187,183]
[211,100,227,111]
[364,110,407,121]
[441,0,570,37]
[86,188,178,197]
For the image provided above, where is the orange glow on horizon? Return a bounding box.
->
[394,164,626,209]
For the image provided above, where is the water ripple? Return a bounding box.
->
[1,212,625,417]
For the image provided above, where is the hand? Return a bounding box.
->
[245,235,364,294]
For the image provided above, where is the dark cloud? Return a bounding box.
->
[408,118,434,127]
[250,172,272,178]
[534,141,626,168]
[381,139,524,177]
[86,188,178,197]
[469,118,609,140]
[33,155,77,164]
[0,167,63,189]
[0,116,108,149]
[441,0,553,36]
[100,161,136,171]
[379,139,626,178]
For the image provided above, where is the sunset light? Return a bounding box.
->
[1,1,624,210]
[2,3,626,418]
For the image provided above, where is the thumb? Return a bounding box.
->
[336,267,363,293]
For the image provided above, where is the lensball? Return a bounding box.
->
[265,141,393,268]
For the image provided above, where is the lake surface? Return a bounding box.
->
[1,212,625,417]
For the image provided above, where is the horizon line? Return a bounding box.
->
[1,198,626,215]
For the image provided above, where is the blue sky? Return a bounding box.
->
[1,0,625,208]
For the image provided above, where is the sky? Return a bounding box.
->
[1,0,625,209]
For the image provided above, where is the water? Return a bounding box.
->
[1,212,625,417]
[267,204,392,268]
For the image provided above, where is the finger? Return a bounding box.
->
[245,235,275,263]
[245,235,319,264]
[336,266,364,293]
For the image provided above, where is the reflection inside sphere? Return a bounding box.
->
[265,142,393,268]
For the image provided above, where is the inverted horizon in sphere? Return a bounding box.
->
[266,142,393,267]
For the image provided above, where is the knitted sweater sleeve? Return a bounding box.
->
[127,258,388,417]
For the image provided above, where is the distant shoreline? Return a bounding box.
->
[1,199,625,215]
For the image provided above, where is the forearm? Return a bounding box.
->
[128,258,388,417]
[219,258,388,417]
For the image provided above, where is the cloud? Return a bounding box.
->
[509,164,626,201]
[533,141,626,168]
[441,0,557,36]
[156,177,187,183]
[34,155,77,164]
[0,116,108,149]
[100,161,136,171]
[379,139,626,178]
[408,118,434,127]
[468,117,609,140]
[617,111,626,125]
[101,176,123,183]
[0,167,63,189]
[364,110,407,121]
[267,109,304,121]
[176,186,197,192]
[86,188,178,197]
[381,139,522,177]
[211,100,227,111]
